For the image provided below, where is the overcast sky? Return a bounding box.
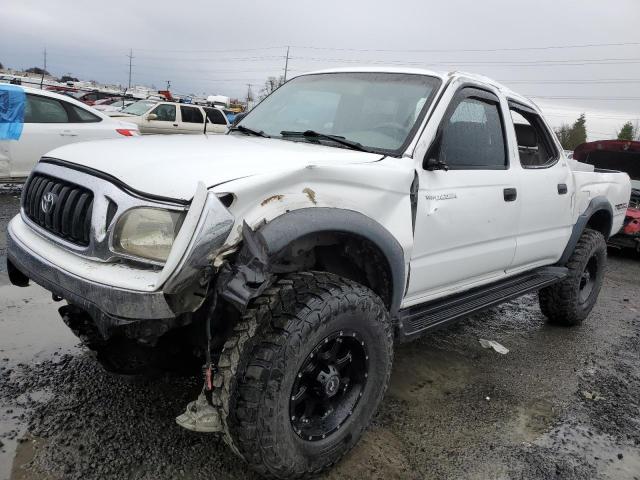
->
[1,0,639,140]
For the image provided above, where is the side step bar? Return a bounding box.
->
[397,266,568,342]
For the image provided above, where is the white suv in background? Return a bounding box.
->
[0,86,139,180]
[112,101,229,135]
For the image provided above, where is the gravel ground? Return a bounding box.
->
[1,192,639,480]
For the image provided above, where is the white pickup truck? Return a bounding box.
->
[6,68,631,479]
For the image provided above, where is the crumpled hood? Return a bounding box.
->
[44,134,384,201]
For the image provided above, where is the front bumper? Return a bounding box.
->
[8,220,176,325]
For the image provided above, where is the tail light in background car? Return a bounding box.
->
[116,129,139,137]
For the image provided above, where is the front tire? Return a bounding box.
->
[214,272,393,479]
[539,228,607,326]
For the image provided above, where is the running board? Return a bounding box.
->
[397,266,568,342]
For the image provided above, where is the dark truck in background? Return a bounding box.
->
[573,140,640,254]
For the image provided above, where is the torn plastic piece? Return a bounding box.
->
[0,84,25,140]
[176,391,223,433]
[479,338,509,355]
[582,390,604,401]
[215,221,276,313]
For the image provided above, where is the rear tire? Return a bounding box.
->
[214,271,393,479]
[539,228,607,326]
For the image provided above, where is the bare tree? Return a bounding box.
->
[259,75,284,100]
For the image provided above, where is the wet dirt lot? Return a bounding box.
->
[0,191,639,480]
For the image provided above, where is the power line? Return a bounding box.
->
[501,79,640,85]
[288,41,640,54]
[289,56,640,67]
[134,46,286,53]
[530,95,640,100]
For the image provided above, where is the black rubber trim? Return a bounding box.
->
[257,207,406,316]
[557,196,613,265]
[39,157,190,206]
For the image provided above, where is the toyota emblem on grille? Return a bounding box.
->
[41,192,58,214]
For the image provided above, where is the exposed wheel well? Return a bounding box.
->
[586,209,612,239]
[272,231,394,309]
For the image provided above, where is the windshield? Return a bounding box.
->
[121,100,157,116]
[237,72,441,154]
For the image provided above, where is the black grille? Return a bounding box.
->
[22,173,94,246]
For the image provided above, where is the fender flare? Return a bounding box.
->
[216,207,406,315]
[557,196,612,265]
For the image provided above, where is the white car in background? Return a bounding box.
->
[0,86,139,180]
[110,100,229,134]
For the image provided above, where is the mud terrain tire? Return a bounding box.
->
[214,271,393,479]
[539,228,607,326]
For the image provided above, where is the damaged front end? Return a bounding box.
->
[6,162,249,373]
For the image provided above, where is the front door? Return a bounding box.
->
[144,104,178,134]
[406,87,520,304]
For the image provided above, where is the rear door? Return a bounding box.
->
[8,93,75,177]
[407,87,520,304]
[507,101,573,270]
[178,105,206,134]
[204,107,229,133]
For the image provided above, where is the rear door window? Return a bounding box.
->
[180,106,204,124]
[508,103,559,168]
[204,107,227,125]
[24,94,69,123]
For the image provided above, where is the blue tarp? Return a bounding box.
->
[0,84,26,140]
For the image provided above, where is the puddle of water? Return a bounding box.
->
[538,423,640,479]
[0,281,80,480]
[0,283,80,364]
[325,427,414,480]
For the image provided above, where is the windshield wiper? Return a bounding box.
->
[229,125,270,138]
[280,130,370,152]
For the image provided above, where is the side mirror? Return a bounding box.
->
[147,113,158,121]
[423,156,449,172]
[424,157,439,171]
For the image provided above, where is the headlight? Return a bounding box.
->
[112,207,185,263]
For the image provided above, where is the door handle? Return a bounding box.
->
[557,183,568,195]
[173,123,178,127]
[503,188,517,202]
[60,131,78,137]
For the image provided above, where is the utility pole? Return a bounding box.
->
[245,83,253,109]
[283,46,290,82]
[127,49,134,91]
[40,47,47,88]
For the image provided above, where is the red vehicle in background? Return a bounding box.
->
[573,140,640,253]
